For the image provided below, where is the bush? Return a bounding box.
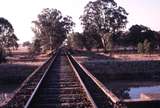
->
[0,48,7,63]
[144,39,151,54]
[137,39,151,54]
[137,42,144,54]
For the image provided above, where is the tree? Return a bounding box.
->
[67,32,84,49]
[83,31,97,51]
[7,34,19,50]
[80,0,128,52]
[32,39,41,54]
[104,33,113,53]
[137,42,144,54]
[128,24,156,48]
[0,17,18,63]
[155,31,160,49]
[143,39,151,54]
[137,39,151,54]
[23,41,31,47]
[32,8,75,51]
[0,17,18,49]
[0,48,6,63]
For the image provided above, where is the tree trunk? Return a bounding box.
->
[100,37,106,53]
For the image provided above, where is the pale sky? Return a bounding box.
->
[0,0,160,43]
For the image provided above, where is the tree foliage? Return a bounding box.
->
[23,41,31,47]
[143,39,151,54]
[112,24,159,53]
[0,17,18,63]
[32,8,75,51]
[128,25,156,47]
[32,39,41,54]
[67,32,84,49]
[0,17,18,49]
[80,0,128,52]
[83,31,97,51]
[137,42,144,54]
[137,39,151,54]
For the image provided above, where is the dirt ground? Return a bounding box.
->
[7,46,48,64]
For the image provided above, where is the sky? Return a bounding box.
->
[116,0,160,31]
[0,0,160,43]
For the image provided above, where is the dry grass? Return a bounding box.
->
[0,46,49,106]
[73,50,160,81]
[74,49,160,61]
[111,54,160,61]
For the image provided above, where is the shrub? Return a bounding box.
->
[137,42,144,54]
[0,48,7,63]
[144,39,151,54]
[137,39,151,54]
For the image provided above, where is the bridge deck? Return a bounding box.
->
[26,54,92,108]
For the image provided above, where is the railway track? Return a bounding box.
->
[24,50,94,108]
[2,51,57,108]
[24,49,121,108]
[67,53,119,108]
[4,49,160,108]
[6,49,121,108]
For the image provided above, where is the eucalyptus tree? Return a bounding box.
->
[32,8,75,51]
[0,17,18,50]
[0,17,18,63]
[67,32,84,49]
[80,0,128,52]
[128,24,157,47]
[23,41,31,47]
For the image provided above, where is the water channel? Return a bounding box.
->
[104,80,160,99]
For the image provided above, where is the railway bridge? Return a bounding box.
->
[3,48,160,108]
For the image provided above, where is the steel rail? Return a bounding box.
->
[66,52,97,108]
[2,50,57,108]
[24,49,95,108]
[24,49,123,108]
[24,50,59,108]
[67,53,122,108]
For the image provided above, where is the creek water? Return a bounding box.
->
[105,81,160,99]
[127,85,160,99]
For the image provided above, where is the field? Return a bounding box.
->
[73,50,160,80]
[72,49,160,100]
[106,53,160,61]
[0,46,48,106]
[1,48,160,106]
